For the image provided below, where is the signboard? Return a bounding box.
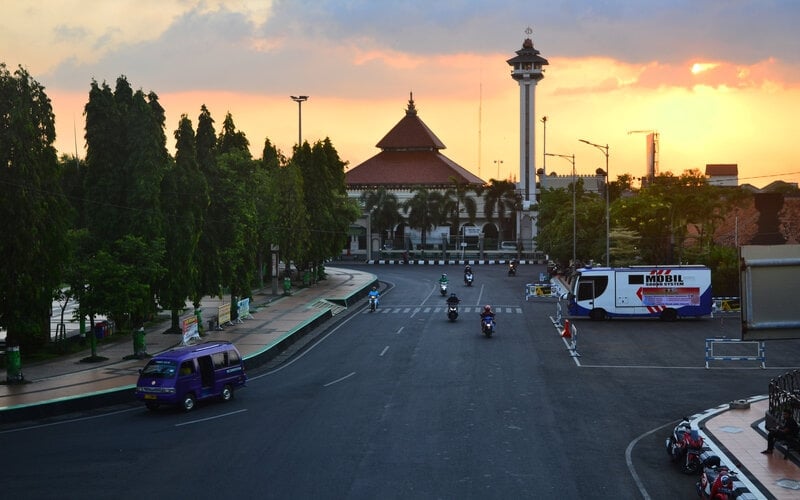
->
[741,245,800,340]
[218,303,231,326]
[463,226,481,237]
[640,287,700,307]
[181,315,200,345]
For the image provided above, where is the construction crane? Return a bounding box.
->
[628,130,659,185]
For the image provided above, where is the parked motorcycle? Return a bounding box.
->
[697,464,740,499]
[508,261,517,276]
[665,417,719,474]
[440,281,448,296]
[465,272,474,287]
[481,315,494,338]
[369,296,377,312]
[447,304,459,322]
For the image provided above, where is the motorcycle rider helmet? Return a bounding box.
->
[484,305,492,312]
[372,286,377,291]
[442,273,447,278]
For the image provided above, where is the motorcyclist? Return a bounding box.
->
[464,264,473,283]
[368,286,380,308]
[480,304,495,325]
[446,293,460,307]
[438,273,449,285]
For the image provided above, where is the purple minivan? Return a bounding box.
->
[135,341,247,412]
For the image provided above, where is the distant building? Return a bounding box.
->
[706,164,738,187]
[345,95,500,258]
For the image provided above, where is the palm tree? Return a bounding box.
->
[483,179,521,242]
[402,187,446,248]
[360,187,403,246]
[442,177,478,234]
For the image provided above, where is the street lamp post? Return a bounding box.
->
[579,139,610,266]
[545,153,576,264]
[493,159,504,180]
[289,95,308,146]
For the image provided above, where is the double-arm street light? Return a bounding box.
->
[579,139,610,266]
[493,159,504,180]
[545,153,576,263]
[290,95,309,146]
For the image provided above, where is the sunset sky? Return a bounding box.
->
[4,0,800,188]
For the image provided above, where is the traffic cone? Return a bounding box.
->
[561,319,571,339]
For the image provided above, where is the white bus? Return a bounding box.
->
[567,265,712,321]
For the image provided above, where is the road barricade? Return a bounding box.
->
[704,337,765,369]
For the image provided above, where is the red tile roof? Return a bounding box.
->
[706,164,738,176]
[346,94,485,188]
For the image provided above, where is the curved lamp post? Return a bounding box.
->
[545,153,576,264]
[579,139,610,266]
[290,95,308,146]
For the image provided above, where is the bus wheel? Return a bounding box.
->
[589,308,606,321]
[660,308,678,322]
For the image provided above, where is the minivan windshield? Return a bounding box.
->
[141,359,178,378]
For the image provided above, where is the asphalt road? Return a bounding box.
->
[1,264,797,499]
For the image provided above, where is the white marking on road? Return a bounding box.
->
[379,346,389,357]
[396,326,404,334]
[0,406,140,433]
[324,371,356,387]
[175,408,248,427]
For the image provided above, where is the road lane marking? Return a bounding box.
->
[323,371,356,387]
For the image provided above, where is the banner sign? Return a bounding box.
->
[181,315,200,345]
[218,303,231,325]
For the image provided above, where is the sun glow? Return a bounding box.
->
[691,62,719,75]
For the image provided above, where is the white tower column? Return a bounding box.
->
[507,29,548,251]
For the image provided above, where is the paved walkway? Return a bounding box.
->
[1,263,797,498]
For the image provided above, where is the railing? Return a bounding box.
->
[768,370,800,424]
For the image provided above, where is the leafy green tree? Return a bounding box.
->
[0,64,71,354]
[272,161,310,271]
[194,105,222,302]
[159,115,208,333]
[83,76,167,333]
[215,114,257,316]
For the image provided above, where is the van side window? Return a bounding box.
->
[212,352,226,369]
[227,349,241,365]
[179,360,195,376]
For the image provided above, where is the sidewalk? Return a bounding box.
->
[695,396,800,499]
[0,266,377,423]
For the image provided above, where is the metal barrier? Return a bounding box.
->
[525,282,552,300]
[712,296,741,312]
[704,337,765,369]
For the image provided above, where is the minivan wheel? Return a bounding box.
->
[181,393,196,412]
[221,385,233,402]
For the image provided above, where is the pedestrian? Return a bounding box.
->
[762,408,799,454]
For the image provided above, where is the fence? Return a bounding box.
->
[768,369,800,427]
[704,337,766,369]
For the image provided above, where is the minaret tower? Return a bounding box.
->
[507,27,548,247]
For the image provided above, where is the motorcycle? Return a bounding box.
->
[508,262,517,276]
[447,304,459,322]
[368,296,377,312]
[481,315,495,338]
[697,464,740,499]
[465,272,474,287]
[440,281,448,296]
[665,417,719,474]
